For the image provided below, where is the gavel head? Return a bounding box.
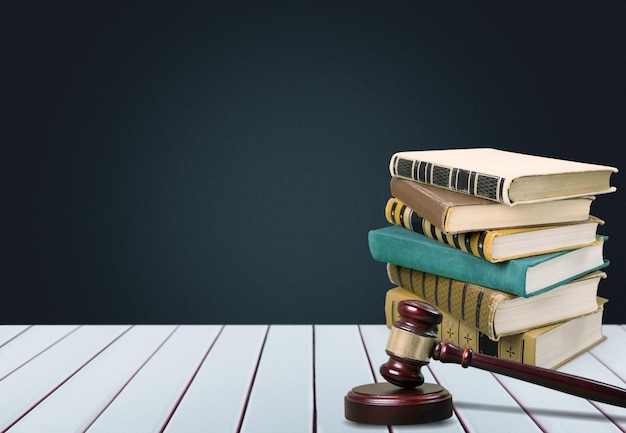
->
[380,300,442,388]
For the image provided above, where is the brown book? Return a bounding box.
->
[391,177,594,234]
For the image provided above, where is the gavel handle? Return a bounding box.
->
[433,342,626,408]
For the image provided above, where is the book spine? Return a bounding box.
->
[385,198,496,261]
[389,177,451,231]
[390,154,508,204]
[386,264,506,340]
[385,288,529,365]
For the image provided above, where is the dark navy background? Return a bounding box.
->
[3,2,625,324]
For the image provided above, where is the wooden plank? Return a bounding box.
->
[428,363,544,432]
[0,325,78,380]
[591,325,626,382]
[0,325,129,431]
[8,325,177,433]
[359,324,466,433]
[0,326,30,347]
[238,325,314,433]
[314,325,388,433]
[559,326,626,431]
[445,324,626,433]
[0,324,623,432]
[493,363,623,433]
[163,325,268,433]
[85,325,222,433]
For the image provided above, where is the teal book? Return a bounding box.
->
[368,225,608,297]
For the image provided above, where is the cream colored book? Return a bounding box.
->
[389,148,617,205]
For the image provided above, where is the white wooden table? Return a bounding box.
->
[0,324,624,432]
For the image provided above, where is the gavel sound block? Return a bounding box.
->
[345,300,626,425]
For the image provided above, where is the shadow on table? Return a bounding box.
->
[454,401,626,423]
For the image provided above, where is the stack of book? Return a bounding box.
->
[369,148,618,369]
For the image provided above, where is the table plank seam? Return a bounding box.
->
[0,326,80,383]
[589,351,626,385]
[2,325,133,433]
[355,325,393,433]
[80,325,179,433]
[586,401,626,433]
[356,325,380,384]
[235,325,270,433]
[311,325,317,433]
[487,372,548,433]
[425,364,471,432]
[0,325,32,350]
[158,325,225,433]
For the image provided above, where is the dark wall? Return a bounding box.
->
[3,2,625,324]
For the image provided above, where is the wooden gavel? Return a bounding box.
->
[345,300,626,425]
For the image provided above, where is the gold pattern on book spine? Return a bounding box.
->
[385,198,490,259]
[388,264,511,340]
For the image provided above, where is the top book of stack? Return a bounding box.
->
[389,148,617,206]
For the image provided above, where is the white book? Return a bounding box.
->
[389,148,617,205]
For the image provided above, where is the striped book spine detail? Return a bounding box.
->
[385,198,486,259]
[387,264,511,341]
[391,156,506,203]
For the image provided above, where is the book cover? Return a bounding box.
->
[390,177,594,233]
[368,225,608,297]
[389,148,617,205]
[386,264,605,341]
[385,287,607,370]
[385,197,601,262]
